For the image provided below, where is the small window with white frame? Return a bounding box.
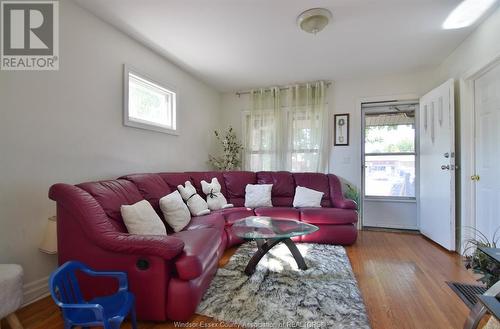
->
[124,65,177,135]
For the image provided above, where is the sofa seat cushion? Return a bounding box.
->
[254,207,299,220]
[184,213,225,232]
[171,228,222,281]
[299,208,358,225]
[213,207,255,226]
[300,224,357,245]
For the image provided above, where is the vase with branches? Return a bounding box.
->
[462,226,500,288]
[208,127,243,171]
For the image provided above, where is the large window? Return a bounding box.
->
[244,111,276,171]
[124,66,177,134]
[243,109,322,172]
[289,111,321,172]
[243,83,327,172]
[363,110,416,198]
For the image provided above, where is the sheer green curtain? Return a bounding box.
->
[244,82,329,172]
[286,82,329,172]
[245,87,282,171]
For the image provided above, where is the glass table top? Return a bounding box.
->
[231,216,319,239]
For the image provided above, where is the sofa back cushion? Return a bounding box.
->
[158,173,192,192]
[223,171,257,207]
[121,174,172,216]
[77,179,144,232]
[256,171,295,206]
[292,173,331,207]
[186,172,228,198]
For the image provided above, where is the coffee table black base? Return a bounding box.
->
[244,238,307,275]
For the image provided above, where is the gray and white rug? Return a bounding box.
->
[197,242,370,329]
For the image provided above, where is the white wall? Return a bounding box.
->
[435,6,500,248]
[0,0,221,303]
[221,5,500,188]
[437,7,500,80]
[221,69,437,187]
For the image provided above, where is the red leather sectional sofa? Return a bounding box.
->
[49,171,357,321]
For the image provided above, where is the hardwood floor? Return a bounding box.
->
[10,231,477,329]
[346,231,476,329]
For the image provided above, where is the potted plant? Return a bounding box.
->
[208,127,243,171]
[344,183,360,207]
[462,227,500,288]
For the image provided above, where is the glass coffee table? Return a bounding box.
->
[231,216,319,275]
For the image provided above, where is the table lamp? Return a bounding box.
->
[39,216,57,254]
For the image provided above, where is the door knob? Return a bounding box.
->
[471,175,480,181]
[441,165,450,170]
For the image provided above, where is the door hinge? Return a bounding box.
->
[471,175,480,181]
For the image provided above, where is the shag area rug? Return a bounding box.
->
[197,242,370,329]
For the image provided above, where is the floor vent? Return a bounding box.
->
[447,281,487,309]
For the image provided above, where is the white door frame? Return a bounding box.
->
[459,53,500,253]
[357,93,420,229]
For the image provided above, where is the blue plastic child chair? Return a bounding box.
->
[49,261,138,329]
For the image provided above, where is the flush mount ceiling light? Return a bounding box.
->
[297,8,332,34]
[443,0,497,29]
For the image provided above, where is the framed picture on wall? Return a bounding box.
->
[334,114,349,146]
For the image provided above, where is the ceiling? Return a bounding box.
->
[73,0,488,92]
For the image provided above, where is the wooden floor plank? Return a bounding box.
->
[13,231,476,329]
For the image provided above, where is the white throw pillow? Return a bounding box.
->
[293,186,324,208]
[159,190,191,232]
[120,200,167,235]
[244,184,273,208]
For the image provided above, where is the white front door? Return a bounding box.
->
[419,79,456,251]
[474,63,500,242]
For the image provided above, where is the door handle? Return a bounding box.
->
[471,175,480,181]
[441,165,450,170]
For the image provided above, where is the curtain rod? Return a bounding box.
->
[235,81,332,97]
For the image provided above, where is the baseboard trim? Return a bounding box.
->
[22,276,50,306]
[363,226,420,234]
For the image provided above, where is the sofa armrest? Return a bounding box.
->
[102,232,184,260]
[49,183,184,260]
[332,199,358,210]
[327,174,358,210]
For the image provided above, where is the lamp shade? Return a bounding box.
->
[39,216,57,254]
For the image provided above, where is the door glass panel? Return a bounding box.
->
[363,109,417,198]
[365,124,415,153]
[365,155,416,197]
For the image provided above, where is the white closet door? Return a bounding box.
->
[475,63,500,242]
